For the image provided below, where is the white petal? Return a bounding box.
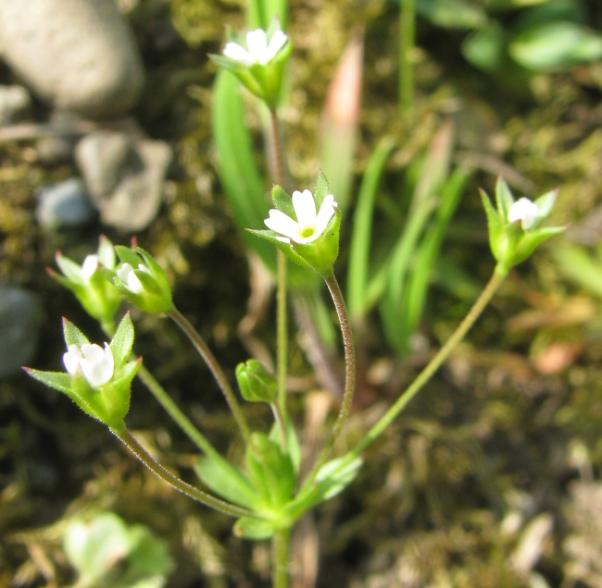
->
[80,343,114,387]
[266,29,287,61]
[246,29,268,62]
[223,42,253,66]
[508,197,538,230]
[292,189,317,227]
[313,194,337,238]
[117,263,144,294]
[264,209,300,239]
[63,345,82,375]
[81,255,99,280]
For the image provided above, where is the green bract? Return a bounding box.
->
[249,176,341,277]
[211,21,291,108]
[236,359,278,403]
[480,177,565,275]
[49,236,122,328]
[25,314,140,431]
[114,246,173,314]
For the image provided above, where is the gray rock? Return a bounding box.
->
[0,0,144,118]
[0,285,42,377]
[0,85,31,124]
[76,131,171,231]
[36,178,96,229]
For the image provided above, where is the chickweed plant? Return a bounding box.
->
[26,17,565,588]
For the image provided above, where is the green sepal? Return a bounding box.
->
[62,318,90,347]
[24,369,72,395]
[68,375,108,423]
[513,226,566,266]
[292,210,341,277]
[312,171,330,209]
[495,177,514,219]
[195,454,260,510]
[109,313,135,366]
[114,245,141,267]
[480,189,504,262]
[271,185,294,217]
[534,189,558,221]
[233,516,278,540]
[246,433,295,508]
[97,365,138,428]
[55,252,83,281]
[247,229,314,271]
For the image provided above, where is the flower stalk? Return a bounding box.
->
[111,428,253,518]
[169,307,251,443]
[305,273,356,482]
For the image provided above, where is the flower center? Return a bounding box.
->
[299,226,315,239]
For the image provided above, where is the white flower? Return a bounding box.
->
[223,27,288,67]
[63,343,114,388]
[264,189,337,244]
[116,263,148,294]
[508,197,538,230]
[81,255,99,280]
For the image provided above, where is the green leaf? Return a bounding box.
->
[246,433,295,507]
[462,24,506,72]
[233,516,277,540]
[269,416,302,474]
[62,318,90,347]
[25,369,72,395]
[411,0,487,29]
[314,455,363,501]
[195,455,260,510]
[510,22,602,72]
[271,185,294,217]
[110,314,135,366]
[64,513,132,583]
[347,139,394,320]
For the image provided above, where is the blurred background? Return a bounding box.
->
[1,0,602,586]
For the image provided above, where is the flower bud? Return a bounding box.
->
[480,178,565,275]
[113,246,173,314]
[236,359,277,403]
[25,314,140,431]
[50,236,122,327]
[211,20,290,107]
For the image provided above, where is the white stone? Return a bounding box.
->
[0,0,144,118]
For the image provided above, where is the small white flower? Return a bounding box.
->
[81,255,99,281]
[63,342,114,388]
[508,197,538,230]
[116,263,147,294]
[223,26,288,67]
[264,189,337,244]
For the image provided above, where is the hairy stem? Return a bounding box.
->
[111,428,252,518]
[268,107,289,432]
[306,273,356,482]
[169,307,250,443]
[103,322,219,458]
